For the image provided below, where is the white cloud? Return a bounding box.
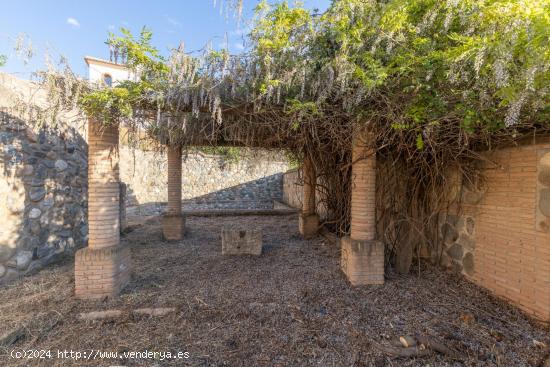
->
[165,15,182,28]
[67,17,80,28]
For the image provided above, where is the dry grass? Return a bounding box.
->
[0,214,549,366]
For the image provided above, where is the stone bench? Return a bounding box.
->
[221,228,262,256]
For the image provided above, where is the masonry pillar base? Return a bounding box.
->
[75,245,131,300]
[162,215,185,241]
[341,237,384,286]
[299,213,319,239]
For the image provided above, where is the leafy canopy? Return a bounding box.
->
[79,0,550,146]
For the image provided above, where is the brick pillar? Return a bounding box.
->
[162,145,185,240]
[119,182,127,233]
[299,155,319,239]
[341,135,384,285]
[75,119,131,299]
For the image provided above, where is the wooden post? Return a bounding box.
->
[75,119,130,299]
[162,145,185,240]
[299,154,319,239]
[341,134,384,285]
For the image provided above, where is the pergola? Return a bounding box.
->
[74,117,383,299]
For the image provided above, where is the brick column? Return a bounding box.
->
[299,155,319,239]
[162,145,185,240]
[119,182,127,233]
[75,119,131,299]
[341,135,384,285]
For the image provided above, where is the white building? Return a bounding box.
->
[84,56,132,86]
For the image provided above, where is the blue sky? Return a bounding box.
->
[0,0,331,79]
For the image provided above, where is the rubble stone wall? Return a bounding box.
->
[120,148,289,208]
[0,113,88,283]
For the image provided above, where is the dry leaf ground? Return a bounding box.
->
[0,214,548,366]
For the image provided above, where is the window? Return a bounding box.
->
[103,74,113,87]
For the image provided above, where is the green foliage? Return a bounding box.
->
[80,86,133,125]
[251,1,313,98]
[250,0,550,142]
[0,54,6,67]
[78,0,550,150]
[284,150,301,169]
[286,99,320,115]
[415,133,425,150]
[107,27,168,76]
[79,27,168,125]
[252,1,311,54]
[194,146,243,163]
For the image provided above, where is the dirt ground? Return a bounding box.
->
[0,214,549,367]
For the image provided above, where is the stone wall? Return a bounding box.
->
[120,147,290,208]
[439,140,550,321]
[0,73,89,284]
[0,114,88,283]
[282,169,302,209]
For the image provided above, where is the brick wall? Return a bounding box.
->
[441,140,550,320]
